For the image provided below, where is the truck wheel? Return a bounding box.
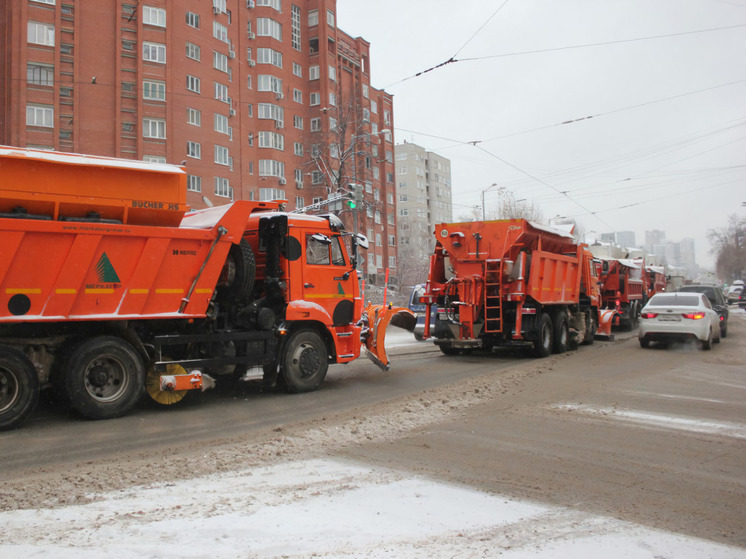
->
[552,313,569,354]
[281,329,328,393]
[583,312,597,345]
[63,336,145,420]
[0,347,39,431]
[439,345,461,356]
[533,314,553,358]
[219,239,255,303]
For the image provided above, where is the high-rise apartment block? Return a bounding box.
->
[0,0,397,284]
[394,141,452,288]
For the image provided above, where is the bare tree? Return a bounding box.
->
[708,214,745,282]
[485,189,544,222]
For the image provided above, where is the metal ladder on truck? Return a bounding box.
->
[484,259,503,333]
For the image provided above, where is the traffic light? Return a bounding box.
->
[346,184,362,209]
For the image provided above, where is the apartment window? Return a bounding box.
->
[375,211,381,224]
[293,89,302,103]
[143,42,166,63]
[309,92,320,106]
[143,80,166,101]
[214,145,230,166]
[214,113,230,135]
[213,21,228,43]
[295,195,304,209]
[187,175,202,192]
[143,155,166,164]
[186,75,201,93]
[187,141,201,159]
[214,51,229,73]
[329,117,337,132]
[327,10,335,27]
[213,0,227,13]
[309,65,320,80]
[28,22,55,46]
[293,115,303,129]
[143,118,166,139]
[258,159,285,178]
[362,108,370,122]
[187,108,201,126]
[399,208,408,216]
[384,110,391,126]
[293,142,303,156]
[257,103,284,124]
[259,188,286,201]
[186,12,200,29]
[31,0,56,3]
[308,10,318,26]
[258,131,284,150]
[214,82,229,102]
[257,48,283,68]
[362,84,369,98]
[258,75,283,94]
[257,0,281,9]
[328,65,336,81]
[186,42,200,61]
[291,5,301,51]
[311,171,324,185]
[376,233,381,246]
[389,256,396,268]
[143,6,166,27]
[26,104,53,127]
[214,177,233,199]
[389,235,396,246]
[310,118,321,131]
[295,169,303,188]
[328,92,336,106]
[256,18,282,41]
[27,63,54,86]
[292,62,302,78]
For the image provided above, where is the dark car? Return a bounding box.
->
[676,285,729,338]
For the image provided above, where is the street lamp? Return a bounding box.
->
[481,183,503,220]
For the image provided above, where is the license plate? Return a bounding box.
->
[659,315,680,321]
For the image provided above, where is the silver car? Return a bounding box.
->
[639,293,721,350]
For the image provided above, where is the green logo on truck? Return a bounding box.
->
[96,253,121,283]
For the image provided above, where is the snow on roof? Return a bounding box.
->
[0,145,185,175]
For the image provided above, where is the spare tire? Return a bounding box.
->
[219,239,256,303]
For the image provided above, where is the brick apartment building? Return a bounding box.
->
[0,0,398,285]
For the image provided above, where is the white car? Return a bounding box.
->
[639,292,721,350]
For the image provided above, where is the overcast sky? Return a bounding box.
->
[336,0,746,268]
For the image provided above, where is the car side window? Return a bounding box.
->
[330,236,346,266]
[701,295,712,309]
[306,235,330,265]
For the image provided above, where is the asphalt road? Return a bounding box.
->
[1,310,744,551]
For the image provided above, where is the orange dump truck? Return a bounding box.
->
[0,147,411,430]
[420,219,606,356]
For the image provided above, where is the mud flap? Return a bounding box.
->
[363,304,416,371]
[595,308,617,341]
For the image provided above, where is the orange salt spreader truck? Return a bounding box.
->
[0,146,413,431]
[419,219,613,356]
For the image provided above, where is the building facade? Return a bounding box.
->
[0,0,397,284]
[394,141,452,288]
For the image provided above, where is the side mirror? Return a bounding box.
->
[311,233,331,245]
[354,233,369,250]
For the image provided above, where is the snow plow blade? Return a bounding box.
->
[595,309,616,341]
[363,303,416,371]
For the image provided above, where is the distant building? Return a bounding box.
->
[645,229,666,246]
[0,0,397,284]
[599,230,636,249]
[394,141,452,288]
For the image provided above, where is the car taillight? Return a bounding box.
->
[682,312,705,320]
[640,312,658,319]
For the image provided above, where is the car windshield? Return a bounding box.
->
[649,294,700,307]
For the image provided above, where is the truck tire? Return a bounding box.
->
[583,312,597,345]
[533,314,553,358]
[0,346,40,431]
[281,329,328,393]
[219,239,256,303]
[62,336,145,420]
[552,312,569,354]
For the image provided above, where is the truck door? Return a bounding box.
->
[303,232,355,326]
